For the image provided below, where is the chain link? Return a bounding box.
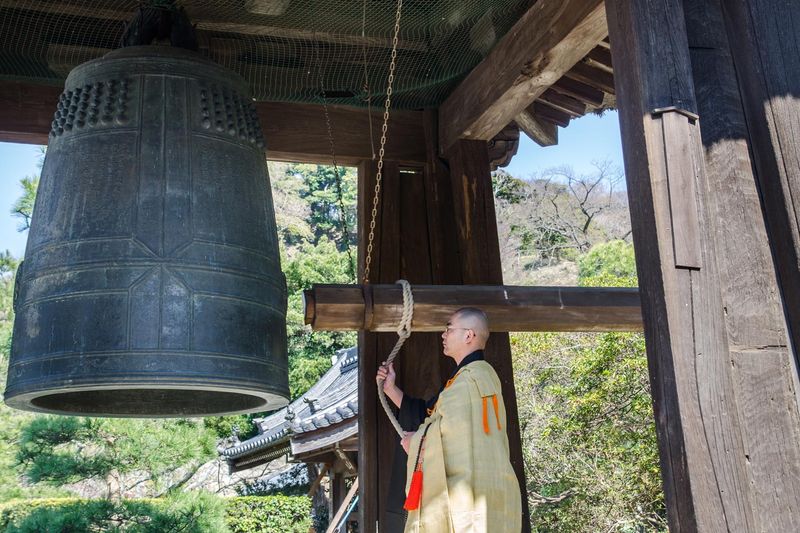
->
[363,0,403,285]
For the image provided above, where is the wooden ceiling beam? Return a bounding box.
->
[0,79,426,165]
[438,0,607,154]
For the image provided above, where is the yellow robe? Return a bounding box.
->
[404,360,522,533]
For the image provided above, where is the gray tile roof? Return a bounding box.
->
[221,346,358,462]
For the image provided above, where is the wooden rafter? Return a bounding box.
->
[438,0,608,153]
[585,45,614,72]
[538,89,587,117]
[552,77,606,107]
[514,112,558,147]
[532,102,572,128]
[565,61,616,95]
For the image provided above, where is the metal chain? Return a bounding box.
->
[315,45,356,282]
[363,0,403,285]
[361,0,376,160]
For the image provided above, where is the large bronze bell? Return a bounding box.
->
[4,45,289,417]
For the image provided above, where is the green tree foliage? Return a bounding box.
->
[268,163,357,399]
[289,163,357,252]
[9,147,44,232]
[16,416,217,494]
[283,237,356,399]
[578,240,637,284]
[513,240,665,531]
[492,170,526,204]
[10,176,39,232]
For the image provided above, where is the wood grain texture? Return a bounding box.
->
[552,76,606,106]
[730,349,800,532]
[305,284,643,332]
[685,0,800,528]
[438,0,607,152]
[723,0,800,410]
[539,88,588,117]
[0,81,60,145]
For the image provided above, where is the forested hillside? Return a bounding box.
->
[0,157,665,531]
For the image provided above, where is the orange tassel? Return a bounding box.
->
[404,470,423,510]
[482,396,490,434]
[492,394,501,430]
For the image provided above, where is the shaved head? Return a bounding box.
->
[453,307,490,345]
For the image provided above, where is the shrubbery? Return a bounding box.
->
[226,496,311,533]
[0,494,310,533]
[511,239,666,531]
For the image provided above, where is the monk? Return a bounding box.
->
[377,307,522,532]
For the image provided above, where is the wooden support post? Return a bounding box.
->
[723,1,800,388]
[607,0,756,530]
[683,0,800,528]
[356,112,529,532]
[357,159,452,533]
[443,136,530,531]
[304,283,643,332]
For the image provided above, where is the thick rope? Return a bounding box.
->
[377,279,413,436]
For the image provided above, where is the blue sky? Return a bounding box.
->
[504,111,623,178]
[0,111,623,259]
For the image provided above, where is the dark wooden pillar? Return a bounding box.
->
[722,1,800,380]
[606,0,756,530]
[683,0,800,529]
[357,159,456,533]
[356,110,528,532]
[442,137,529,530]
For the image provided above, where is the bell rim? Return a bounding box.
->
[4,383,288,418]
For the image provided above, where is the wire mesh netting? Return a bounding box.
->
[0,0,532,109]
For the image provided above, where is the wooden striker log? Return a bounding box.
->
[304,284,643,332]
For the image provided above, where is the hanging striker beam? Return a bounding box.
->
[303,284,643,333]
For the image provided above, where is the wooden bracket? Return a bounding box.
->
[656,109,704,270]
[651,106,700,121]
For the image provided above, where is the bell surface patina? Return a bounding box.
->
[5,46,289,417]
